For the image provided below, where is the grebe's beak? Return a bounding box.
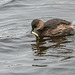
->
[31,28,39,37]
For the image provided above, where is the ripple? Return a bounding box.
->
[0,0,14,6]
[0,0,75,74]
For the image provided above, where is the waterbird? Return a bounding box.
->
[31,18,75,38]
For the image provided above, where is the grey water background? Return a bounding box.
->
[0,0,75,75]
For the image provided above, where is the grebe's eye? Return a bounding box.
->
[32,24,37,28]
[33,23,37,28]
[34,25,37,28]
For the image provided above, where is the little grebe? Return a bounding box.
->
[31,18,75,38]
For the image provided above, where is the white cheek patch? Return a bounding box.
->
[32,31,39,37]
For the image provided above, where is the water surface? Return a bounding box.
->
[0,0,75,75]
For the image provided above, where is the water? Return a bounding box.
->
[0,0,75,75]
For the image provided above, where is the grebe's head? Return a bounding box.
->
[31,19,44,37]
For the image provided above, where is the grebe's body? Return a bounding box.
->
[31,18,75,38]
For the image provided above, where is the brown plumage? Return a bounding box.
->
[31,18,75,38]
